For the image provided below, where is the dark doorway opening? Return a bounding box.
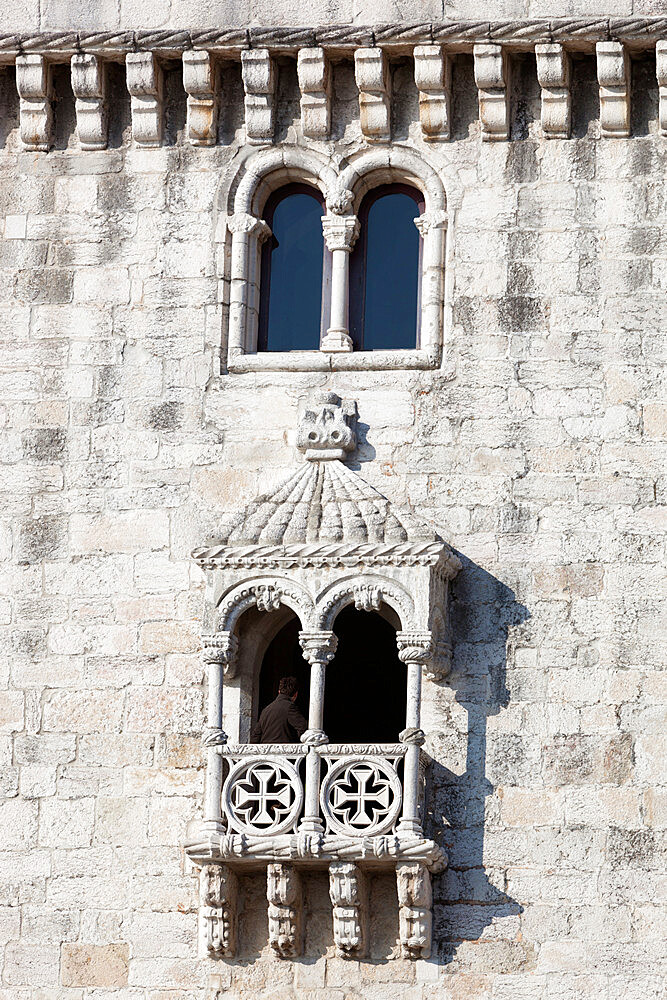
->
[257,616,310,725]
[324,606,406,743]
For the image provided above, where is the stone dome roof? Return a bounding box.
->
[215,460,438,547]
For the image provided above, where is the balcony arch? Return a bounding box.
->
[316,575,416,632]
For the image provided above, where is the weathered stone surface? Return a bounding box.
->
[61,942,129,987]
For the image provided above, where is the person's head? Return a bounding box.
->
[278,676,299,701]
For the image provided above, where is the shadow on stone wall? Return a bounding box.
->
[425,554,530,967]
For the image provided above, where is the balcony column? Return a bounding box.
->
[201,632,238,826]
[298,630,338,833]
[320,215,359,353]
[396,631,433,836]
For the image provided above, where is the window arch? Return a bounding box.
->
[258,183,329,352]
[349,184,424,351]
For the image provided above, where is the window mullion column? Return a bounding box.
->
[320,214,360,353]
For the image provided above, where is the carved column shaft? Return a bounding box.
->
[415,210,447,353]
[397,631,432,836]
[299,630,337,833]
[321,215,360,353]
[227,213,271,357]
[202,632,237,824]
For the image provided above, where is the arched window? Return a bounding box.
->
[349,184,424,351]
[256,615,310,725]
[258,184,328,352]
[324,606,407,743]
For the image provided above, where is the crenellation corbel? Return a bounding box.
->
[596,41,630,138]
[414,44,451,141]
[71,53,107,150]
[241,48,276,145]
[183,49,219,146]
[126,51,163,147]
[355,47,390,142]
[535,43,571,139]
[16,54,53,152]
[297,47,331,138]
[473,43,509,142]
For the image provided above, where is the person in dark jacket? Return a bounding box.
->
[249,676,308,744]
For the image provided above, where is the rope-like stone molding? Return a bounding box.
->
[3,19,667,60]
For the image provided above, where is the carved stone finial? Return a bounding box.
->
[296,393,357,462]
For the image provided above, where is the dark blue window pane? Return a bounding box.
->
[362,192,420,351]
[261,192,323,352]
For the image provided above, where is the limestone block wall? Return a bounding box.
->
[0,11,665,1000]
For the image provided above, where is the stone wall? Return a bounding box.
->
[0,17,665,1000]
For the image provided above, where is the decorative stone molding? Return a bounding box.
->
[318,578,415,632]
[183,50,219,146]
[353,584,382,613]
[201,865,237,958]
[535,43,571,139]
[216,579,316,635]
[473,43,510,142]
[71,53,107,150]
[241,48,275,145]
[297,47,331,139]
[325,185,355,216]
[16,54,53,152]
[296,393,357,461]
[597,41,630,138]
[329,861,368,957]
[126,52,163,148]
[267,864,303,957]
[201,631,239,673]
[396,862,432,959]
[414,45,451,142]
[354,48,390,142]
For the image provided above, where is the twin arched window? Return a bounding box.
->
[258,183,424,353]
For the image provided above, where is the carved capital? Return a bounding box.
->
[201,864,238,957]
[296,392,357,462]
[227,212,272,242]
[396,861,432,959]
[267,863,303,957]
[299,630,338,665]
[325,185,355,215]
[415,210,448,237]
[321,214,360,253]
[396,631,434,665]
[202,631,239,675]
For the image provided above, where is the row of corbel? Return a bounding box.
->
[10,39,665,152]
[200,859,433,960]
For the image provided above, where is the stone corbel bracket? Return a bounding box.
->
[241,48,276,145]
[397,861,432,960]
[297,47,331,139]
[329,861,368,958]
[355,47,390,142]
[126,51,163,147]
[267,863,304,957]
[473,42,510,142]
[597,41,630,138]
[71,53,107,150]
[535,43,571,139]
[200,864,238,958]
[183,50,219,146]
[16,54,53,151]
[414,44,451,142]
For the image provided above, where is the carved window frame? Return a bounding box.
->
[224,146,448,373]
